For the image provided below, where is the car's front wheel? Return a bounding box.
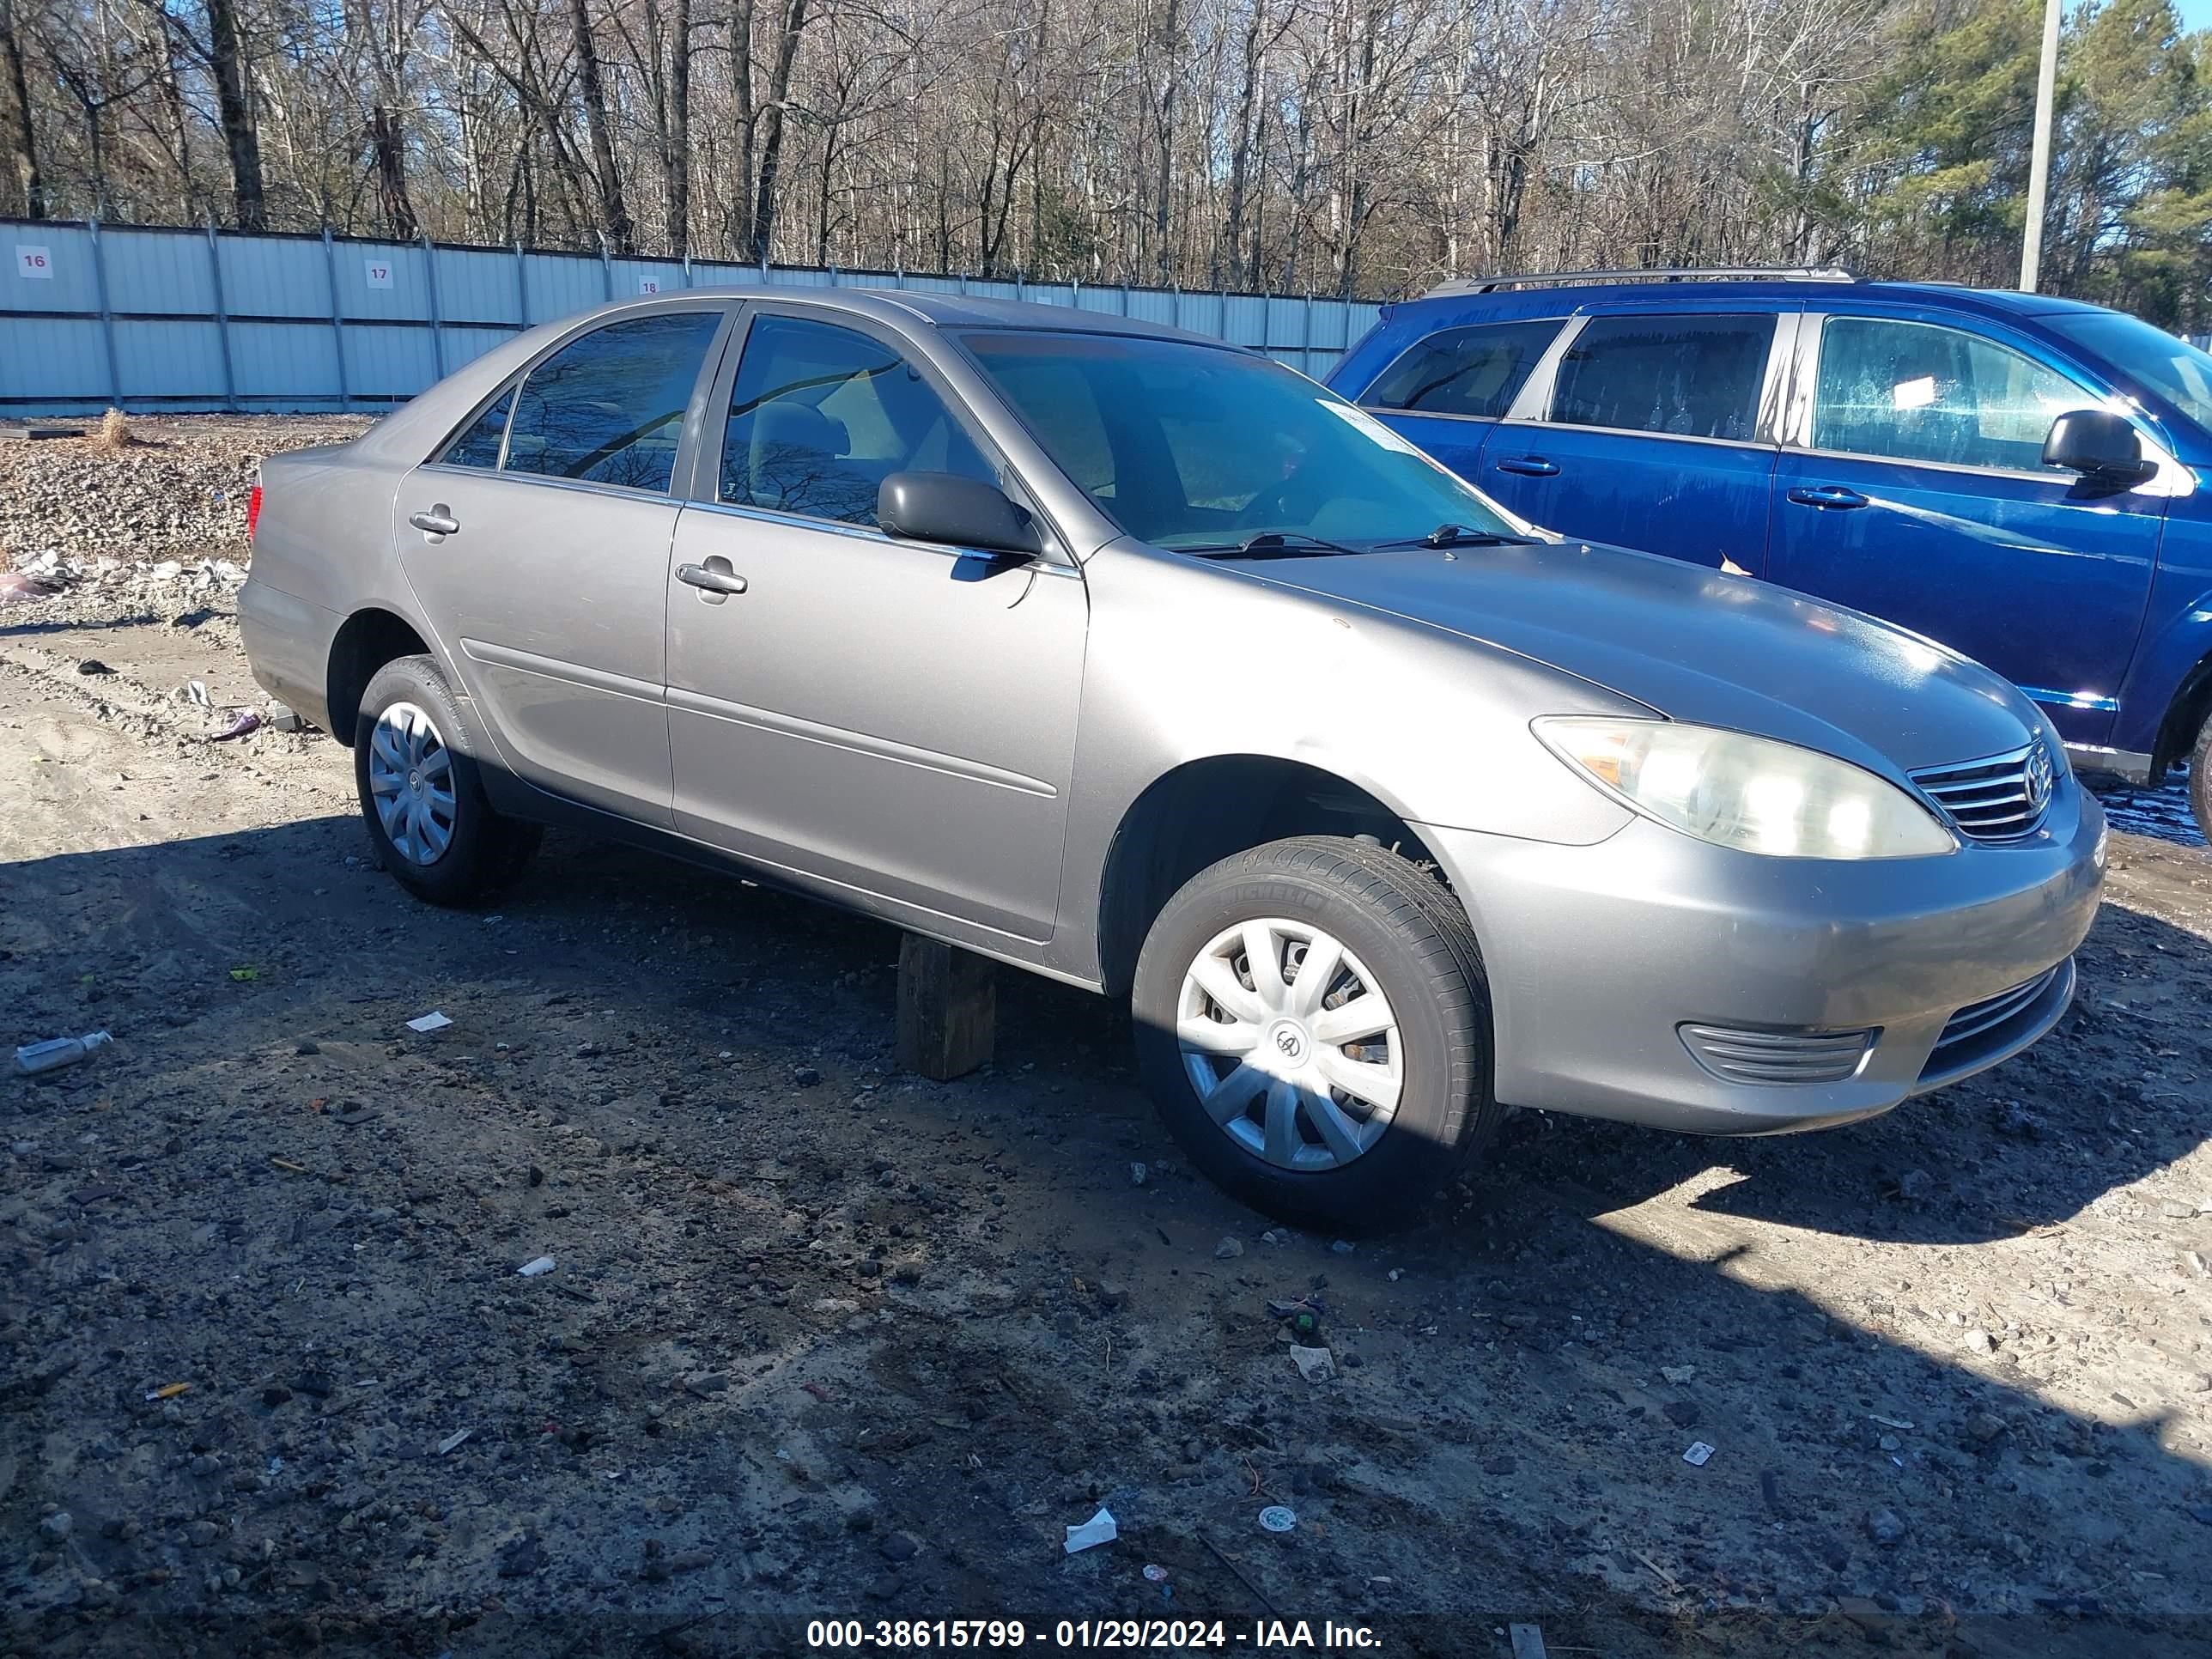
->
[354,654,541,907]
[1131,836,1499,1231]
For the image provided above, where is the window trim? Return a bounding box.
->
[691,300,1076,564]
[417,299,737,501]
[1784,310,2191,496]
[1498,309,1797,449]
[1354,317,1567,422]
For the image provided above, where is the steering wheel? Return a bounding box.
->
[1235,471,1308,531]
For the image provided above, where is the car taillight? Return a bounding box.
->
[246,483,263,543]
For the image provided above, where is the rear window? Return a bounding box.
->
[1361,319,1561,418]
[1549,314,1772,441]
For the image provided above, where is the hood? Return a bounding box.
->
[1231,540,2045,776]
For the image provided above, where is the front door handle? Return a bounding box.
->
[409,506,459,538]
[1496,455,1559,477]
[1786,484,1869,510]
[678,558,749,602]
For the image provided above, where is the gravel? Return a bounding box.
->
[0,414,371,574]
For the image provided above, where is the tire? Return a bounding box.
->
[353,654,541,907]
[1131,836,1499,1232]
[2191,711,2212,843]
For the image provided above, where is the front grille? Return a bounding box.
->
[1909,742,2055,842]
[1680,1023,1875,1085]
[1920,961,2070,1082]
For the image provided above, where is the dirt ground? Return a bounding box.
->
[5,431,2212,1659]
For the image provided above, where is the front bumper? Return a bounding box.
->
[1416,783,2106,1134]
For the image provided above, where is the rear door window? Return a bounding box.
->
[1812,316,2098,472]
[503,311,723,493]
[1548,314,1773,441]
[1362,319,1562,418]
[719,314,995,527]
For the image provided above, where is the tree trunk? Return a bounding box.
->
[664,0,691,258]
[568,0,635,252]
[1221,2,1268,287]
[0,0,41,218]
[748,0,809,264]
[204,0,266,228]
[726,0,757,254]
[367,106,418,239]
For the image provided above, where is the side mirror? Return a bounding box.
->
[878,471,1041,557]
[2043,410,2154,485]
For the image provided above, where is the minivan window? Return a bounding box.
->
[503,311,721,493]
[439,388,514,470]
[1362,319,1562,419]
[1814,317,2095,473]
[966,330,1519,550]
[2043,309,2212,434]
[720,315,995,526]
[1549,314,1771,441]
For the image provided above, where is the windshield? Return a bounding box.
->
[2045,310,2212,435]
[962,330,1522,550]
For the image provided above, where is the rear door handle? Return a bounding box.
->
[1786,484,1869,510]
[409,506,459,538]
[1496,456,1559,477]
[678,560,749,599]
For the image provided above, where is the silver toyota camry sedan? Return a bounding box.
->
[239,289,2106,1229]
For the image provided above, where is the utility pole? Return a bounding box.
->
[2021,0,2062,291]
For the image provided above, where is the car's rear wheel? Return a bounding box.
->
[1131,836,1498,1231]
[354,654,540,907]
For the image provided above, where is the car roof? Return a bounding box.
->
[679,283,1235,348]
[1386,277,2112,327]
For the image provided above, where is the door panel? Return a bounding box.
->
[1770,313,2166,746]
[391,306,730,823]
[665,307,1085,942]
[1767,454,2161,744]
[1476,421,1778,569]
[1476,311,1784,571]
[395,472,680,822]
[666,511,1085,939]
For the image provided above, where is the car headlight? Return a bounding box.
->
[1533,717,1955,859]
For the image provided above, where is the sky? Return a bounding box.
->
[2179,0,2212,31]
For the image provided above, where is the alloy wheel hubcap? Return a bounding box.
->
[367,701,458,866]
[1176,917,1403,1171]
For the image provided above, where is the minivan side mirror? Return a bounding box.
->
[2043,410,2155,485]
[878,471,1041,557]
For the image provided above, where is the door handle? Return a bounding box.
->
[1786,484,1869,510]
[1496,456,1559,477]
[678,560,749,598]
[409,506,459,538]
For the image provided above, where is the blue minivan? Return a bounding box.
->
[1328,268,2212,834]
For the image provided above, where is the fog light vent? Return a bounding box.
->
[1679,1023,1874,1085]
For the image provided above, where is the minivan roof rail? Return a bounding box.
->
[1423,266,1860,298]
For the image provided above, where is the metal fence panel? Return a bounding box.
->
[1,219,1376,414]
[0,315,106,399]
[218,234,331,319]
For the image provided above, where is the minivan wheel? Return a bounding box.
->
[1131,836,1498,1231]
[2190,712,2212,842]
[353,654,541,907]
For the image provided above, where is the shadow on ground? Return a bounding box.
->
[4,814,2211,1658]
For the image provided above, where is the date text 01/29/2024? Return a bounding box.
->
[805,1620,1384,1650]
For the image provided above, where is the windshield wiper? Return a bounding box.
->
[1182,531,1365,559]
[1374,522,1538,550]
